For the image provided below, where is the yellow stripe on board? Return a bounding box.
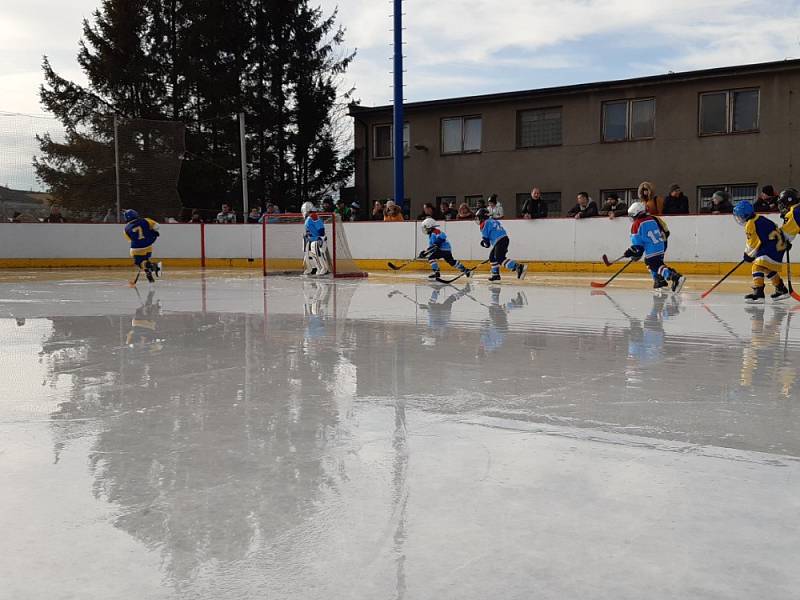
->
[0,257,799,276]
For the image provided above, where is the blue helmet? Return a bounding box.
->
[123,209,139,222]
[733,200,755,226]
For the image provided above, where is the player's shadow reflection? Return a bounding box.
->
[740,305,796,398]
[593,290,681,365]
[126,288,163,352]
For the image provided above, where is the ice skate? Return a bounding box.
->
[771,282,790,301]
[670,272,686,294]
[516,263,528,280]
[744,287,765,304]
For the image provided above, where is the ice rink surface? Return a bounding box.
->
[1,269,799,600]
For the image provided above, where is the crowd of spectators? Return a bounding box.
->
[4,182,787,224]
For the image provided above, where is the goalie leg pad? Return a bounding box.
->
[311,239,330,275]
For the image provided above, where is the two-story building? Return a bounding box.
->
[349,59,800,217]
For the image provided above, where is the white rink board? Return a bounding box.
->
[0,215,776,262]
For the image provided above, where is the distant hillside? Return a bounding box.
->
[0,185,51,219]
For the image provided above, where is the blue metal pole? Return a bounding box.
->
[392,0,404,211]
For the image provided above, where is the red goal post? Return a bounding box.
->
[260,212,367,278]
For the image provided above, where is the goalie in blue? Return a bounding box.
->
[419,218,469,280]
[301,202,330,276]
[475,208,527,281]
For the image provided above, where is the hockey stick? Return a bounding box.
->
[785,248,800,302]
[700,259,746,299]
[590,259,634,288]
[602,253,627,267]
[388,258,424,271]
[437,258,491,284]
[128,266,142,287]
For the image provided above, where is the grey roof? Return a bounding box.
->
[349,58,800,116]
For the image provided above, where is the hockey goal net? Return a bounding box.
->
[260,212,367,278]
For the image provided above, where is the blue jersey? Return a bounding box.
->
[427,229,452,252]
[305,215,326,241]
[479,218,508,246]
[124,218,159,254]
[630,217,666,258]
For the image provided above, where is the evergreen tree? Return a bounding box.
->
[36,0,354,217]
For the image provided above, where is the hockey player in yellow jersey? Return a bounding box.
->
[733,200,789,303]
[778,188,800,242]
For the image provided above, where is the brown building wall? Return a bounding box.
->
[351,63,800,217]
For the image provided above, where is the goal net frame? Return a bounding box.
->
[260,212,367,278]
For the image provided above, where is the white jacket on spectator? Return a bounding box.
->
[488,201,504,219]
[216,210,236,224]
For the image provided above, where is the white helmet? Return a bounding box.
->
[301,201,316,217]
[421,217,439,233]
[628,201,647,218]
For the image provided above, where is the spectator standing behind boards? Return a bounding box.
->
[567,192,599,219]
[600,193,627,219]
[45,205,66,223]
[440,200,457,221]
[384,200,405,222]
[189,210,204,223]
[456,202,475,220]
[704,190,734,214]
[754,185,778,212]
[349,201,361,221]
[372,200,385,221]
[522,187,548,219]
[637,181,662,215]
[217,203,236,223]
[417,202,443,221]
[102,208,116,223]
[487,194,504,219]
[247,207,262,223]
[475,198,487,212]
[662,184,689,215]
[321,197,335,214]
[335,199,352,221]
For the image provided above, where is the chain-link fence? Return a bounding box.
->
[1,111,185,223]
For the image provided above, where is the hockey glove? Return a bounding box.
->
[623,246,643,261]
[480,239,491,248]
[153,230,160,238]
[742,252,755,263]
[418,249,429,259]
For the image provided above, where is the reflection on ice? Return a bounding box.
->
[1,272,798,599]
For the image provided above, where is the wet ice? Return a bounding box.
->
[0,271,798,599]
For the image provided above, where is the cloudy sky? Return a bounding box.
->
[2,0,799,114]
[1,0,799,189]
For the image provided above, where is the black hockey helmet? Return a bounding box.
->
[475,207,490,223]
[777,188,799,216]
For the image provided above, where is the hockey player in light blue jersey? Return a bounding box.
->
[301,201,330,276]
[419,217,469,280]
[475,208,527,281]
[623,202,685,293]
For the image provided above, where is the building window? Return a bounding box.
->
[602,98,655,142]
[436,195,457,210]
[515,191,562,217]
[697,183,757,211]
[464,194,484,209]
[699,89,759,135]
[442,116,481,154]
[517,107,562,147]
[373,123,410,159]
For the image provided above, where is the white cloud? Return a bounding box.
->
[1,0,798,113]
[320,0,800,105]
